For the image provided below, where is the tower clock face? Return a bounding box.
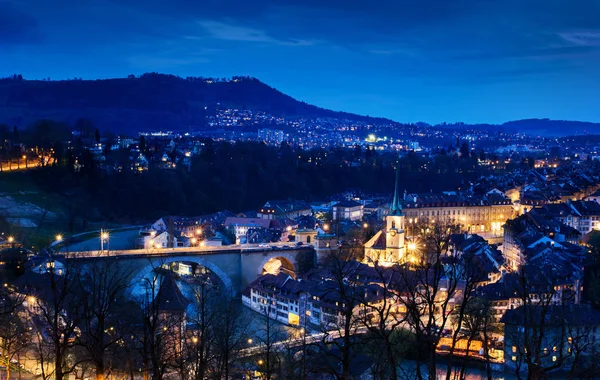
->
[389,229,397,237]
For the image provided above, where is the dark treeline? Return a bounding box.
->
[25,138,490,224]
[0,73,397,133]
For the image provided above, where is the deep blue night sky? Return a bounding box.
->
[2,0,600,124]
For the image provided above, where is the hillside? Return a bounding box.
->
[437,119,600,137]
[0,74,395,133]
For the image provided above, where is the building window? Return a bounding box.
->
[512,356,517,362]
[512,346,517,353]
[552,356,557,362]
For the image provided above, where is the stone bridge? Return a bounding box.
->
[64,244,315,297]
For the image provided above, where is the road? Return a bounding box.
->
[62,242,308,258]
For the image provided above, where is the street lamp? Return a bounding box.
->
[100,230,109,253]
[323,224,330,232]
[408,242,417,251]
[196,228,202,236]
[363,223,368,229]
[191,237,197,245]
[56,234,63,243]
[247,338,253,345]
[8,236,14,243]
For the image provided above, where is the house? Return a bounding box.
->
[257,200,312,220]
[224,217,272,241]
[332,200,364,221]
[502,304,600,374]
[142,230,180,248]
[585,190,600,204]
[477,263,583,323]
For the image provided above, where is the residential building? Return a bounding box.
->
[332,200,364,221]
[402,192,515,234]
[502,304,600,374]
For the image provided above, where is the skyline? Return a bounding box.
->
[2,0,600,124]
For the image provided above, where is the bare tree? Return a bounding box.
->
[0,288,29,380]
[75,259,134,380]
[356,263,408,380]
[317,251,364,380]
[506,265,577,380]
[210,299,249,379]
[31,261,85,380]
[256,304,284,380]
[185,273,221,380]
[398,219,461,380]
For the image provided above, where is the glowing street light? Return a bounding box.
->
[363,223,369,229]
[258,359,264,366]
[192,337,198,344]
[100,229,109,253]
[55,234,63,242]
[191,237,197,245]
[408,242,417,251]
[7,236,14,243]
[323,224,330,231]
[286,226,292,232]
[196,228,202,235]
[248,338,253,345]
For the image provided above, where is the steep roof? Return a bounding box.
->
[502,304,600,326]
[156,273,189,312]
[390,167,403,216]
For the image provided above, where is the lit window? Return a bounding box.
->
[512,346,517,353]
[512,356,517,362]
[552,356,557,362]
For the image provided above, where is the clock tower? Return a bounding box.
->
[385,167,406,262]
[363,167,407,264]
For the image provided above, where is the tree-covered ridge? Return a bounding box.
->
[0,73,395,133]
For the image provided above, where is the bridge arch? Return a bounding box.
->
[129,256,236,298]
[258,254,297,278]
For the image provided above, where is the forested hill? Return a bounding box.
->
[0,74,395,133]
[438,118,600,137]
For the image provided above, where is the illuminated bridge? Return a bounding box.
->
[62,244,315,296]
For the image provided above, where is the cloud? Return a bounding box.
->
[0,1,40,45]
[196,20,315,46]
[559,31,600,47]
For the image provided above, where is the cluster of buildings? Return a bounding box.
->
[237,165,600,375]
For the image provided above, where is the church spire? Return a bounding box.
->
[390,166,403,216]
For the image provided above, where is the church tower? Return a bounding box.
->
[363,166,407,264]
[385,167,406,261]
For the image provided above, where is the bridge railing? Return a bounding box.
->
[62,243,312,258]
